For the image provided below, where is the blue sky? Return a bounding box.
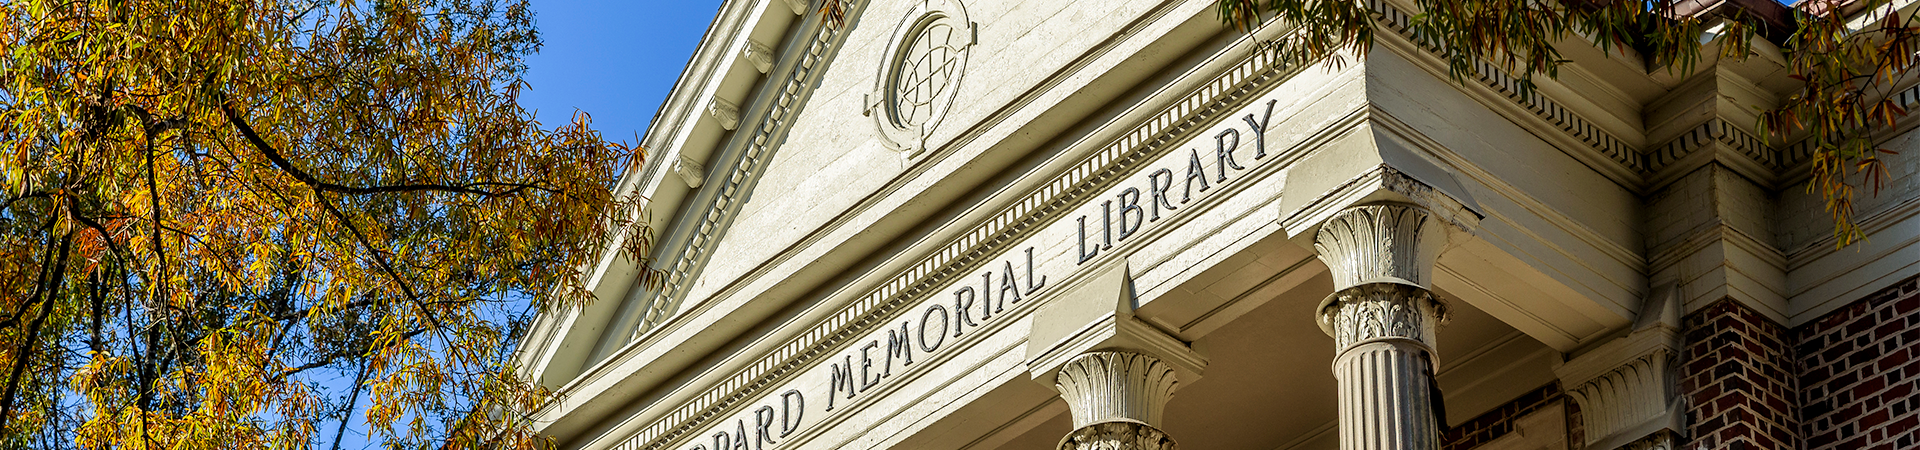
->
[324,3,722,448]
[521,1,725,150]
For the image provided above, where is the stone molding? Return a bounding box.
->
[614,10,1303,450]
[867,0,974,158]
[1317,283,1448,354]
[1312,204,1452,291]
[1058,420,1176,450]
[1055,352,1179,428]
[1555,288,1684,450]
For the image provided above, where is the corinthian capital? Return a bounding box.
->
[1055,352,1178,428]
[1058,421,1176,450]
[1053,351,1180,450]
[1318,283,1448,353]
[1312,203,1453,291]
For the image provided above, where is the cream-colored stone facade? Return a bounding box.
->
[515,1,1920,449]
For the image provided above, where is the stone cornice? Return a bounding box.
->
[611,15,1311,450]
[1369,0,1920,195]
[1366,0,1644,180]
[522,0,851,436]
[516,0,803,392]
[620,1,850,344]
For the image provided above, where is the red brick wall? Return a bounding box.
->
[1445,274,1920,450]
[1795,274,1920,450]
[1440,383,1567,450]
[1682,299,1798,450]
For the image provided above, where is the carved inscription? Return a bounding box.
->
[1077,100,1278,265]
[668,66,1295,450]
[681,247,1046,450]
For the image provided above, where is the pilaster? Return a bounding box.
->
[1555,288,1685,450]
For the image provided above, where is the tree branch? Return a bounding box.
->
[0,230,71,436]
[219,102,556,198]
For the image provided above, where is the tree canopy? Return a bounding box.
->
[0,0,655,448]
[1,0,1913,448]
[1220,0,1917,246]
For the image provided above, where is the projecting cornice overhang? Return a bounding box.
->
[514,0,1920,447]
[511,0,826,436]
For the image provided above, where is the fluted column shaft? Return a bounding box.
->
[1054,351,1179,450]
[1313,204,1454,450]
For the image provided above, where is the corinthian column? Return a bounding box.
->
[1313,204,1455,450]
[1054,351,1179,450]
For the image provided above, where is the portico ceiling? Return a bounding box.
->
[898,262,1551,450]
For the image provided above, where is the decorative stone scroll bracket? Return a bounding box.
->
[708,97,741,131]
[1555,286,1685,450]
[742,40,775,74]
[674,155,707,189]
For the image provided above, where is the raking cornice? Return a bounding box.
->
[615,17,1307,450]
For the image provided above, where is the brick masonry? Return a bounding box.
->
[1441,383,1572,450]
[1795,273,1920,450]
[1444,274,1920,450]
[1681,299,1799,450]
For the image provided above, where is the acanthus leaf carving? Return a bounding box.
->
[1318,283,1447,353]
[1057,420,1176,450]
[1055,351,1178,428]
[1312,204,1450,291]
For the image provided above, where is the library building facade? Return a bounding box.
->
[514,0,1920,449]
